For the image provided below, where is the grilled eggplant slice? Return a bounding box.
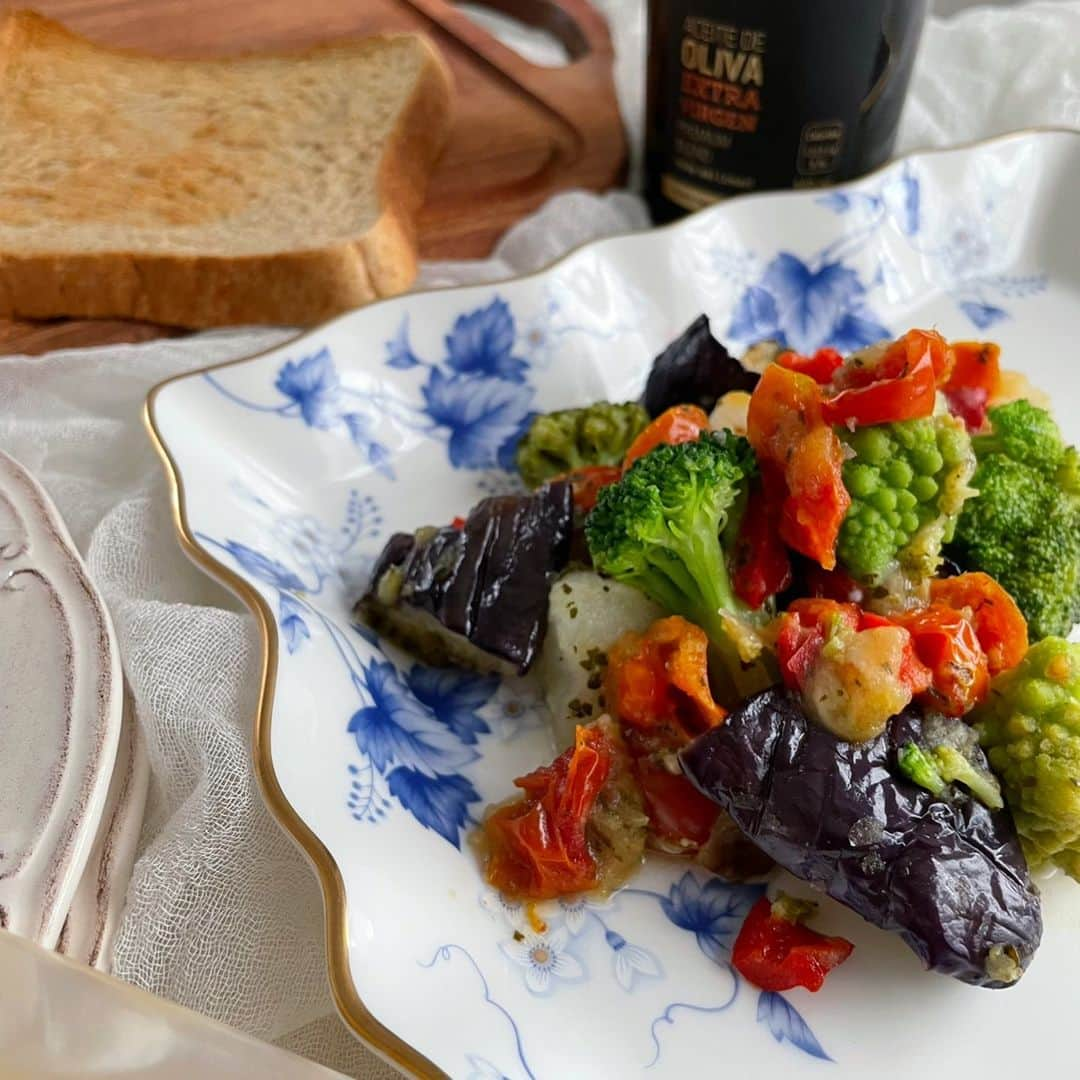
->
[642,314,759,418]
[680,687,1042,988]
[358,482,573,675]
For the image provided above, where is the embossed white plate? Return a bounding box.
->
[148,131,1080,1079]
[0,451,123,950]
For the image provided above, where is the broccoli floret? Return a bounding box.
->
[898,741,948,796]
[836,414,976,581]
[950,401,1080,640]
[584,432,762,668]
[897,714,1003,809]
[971,398,1065,467]
[516,401,649,488]
[973,637,1080,880]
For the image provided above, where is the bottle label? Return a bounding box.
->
[668,15,766,201]
[646,1,928,219]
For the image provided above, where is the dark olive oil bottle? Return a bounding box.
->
[645,0,928,222]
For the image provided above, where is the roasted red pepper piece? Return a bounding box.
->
[775,598,932,696]
[943,341,1001,432]
[747,364,850,570]
[732,895,854,992]
[732,482,792,609]
[777,346,844,384]
[622,404,711,470]
[775,599,857,690]
[484,725,613,899]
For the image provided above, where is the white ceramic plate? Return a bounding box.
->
[147,131,1080,1079]
[0,451,123,950]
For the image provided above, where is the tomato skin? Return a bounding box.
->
[732,897,854,993]
[484,725,613,900]
[944,341,1001,432]
[747,365,850,570]
[777,347,844,384]
[822,349,936,426]
[606,616,725,748]
[732,483,792,609]
[822,329,953,428]
[554,464,623,513]
[930,571,1028,675]
[835,329,954,390]
[895,603,990,716]
[634,759,720,848]
[623,404,710,470]
[606,617,725,852]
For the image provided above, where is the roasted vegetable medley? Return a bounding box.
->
[359,316,1080,996]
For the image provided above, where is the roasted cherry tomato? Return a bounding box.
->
[930,571,1028,675]
[834,328,954,390]
[895,603,990,716]
[943,341,1002,432]
[823,329,953,427]
[777,346,844,384]
[622,404,710,470]
[634,759,720,848]
[824,347,934,425]
[484,725,613,899]
[732,895,854,993]
[747,364,850,570]
[606,616,725,749]
[554,464,623,513]
[732,482,792,610]
[606,617,726,850]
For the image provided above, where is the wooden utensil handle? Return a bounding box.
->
[406,0,622,121]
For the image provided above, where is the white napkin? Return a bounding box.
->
[1,3,1078,1075]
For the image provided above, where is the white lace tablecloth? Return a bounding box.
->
[2,2,1079,1075]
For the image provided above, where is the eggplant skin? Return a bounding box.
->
[357,481,573,675]
[680,687,1043,988]
[642,315,759,418]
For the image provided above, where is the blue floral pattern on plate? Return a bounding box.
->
[152,134,1080,1079]
[204,492,833,1068]
[721,164,1047,353]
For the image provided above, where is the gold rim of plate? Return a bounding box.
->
[143,126,1078,1078]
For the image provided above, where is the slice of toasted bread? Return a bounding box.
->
[0,11,452,327]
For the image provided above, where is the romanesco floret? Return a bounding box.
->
[950,401,1080,640]
[516,401,649,489]
[973,637,1080,880]
[835,413,976,581]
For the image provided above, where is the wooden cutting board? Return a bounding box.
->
[2,0,627,355]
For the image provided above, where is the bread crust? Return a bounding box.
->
[0,11,453,328]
